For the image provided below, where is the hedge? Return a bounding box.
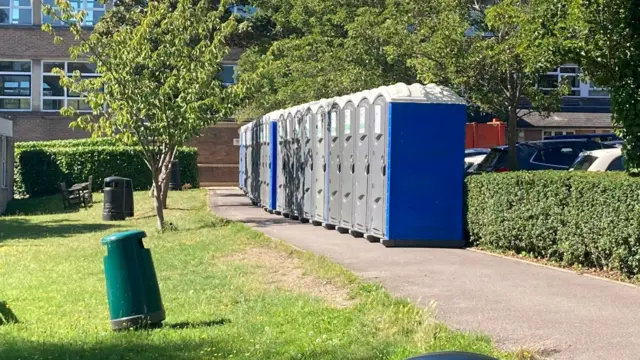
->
[15,139,199,198]
[466,171,640,277]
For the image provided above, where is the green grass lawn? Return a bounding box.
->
[0,190,529,360]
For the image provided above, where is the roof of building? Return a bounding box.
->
[517,112,612,128]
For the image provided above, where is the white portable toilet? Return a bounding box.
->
[309,98,335,226]
[326,95,352,230]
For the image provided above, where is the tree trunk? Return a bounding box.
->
[159,147,176,209]
[151,173,165,230]
[507,109,519,170]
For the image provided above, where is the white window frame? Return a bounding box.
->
[1,135,7,189]
[221,63,238,86]
[41,60,100,113]
[41,0,105,26]
[0,0,33,25]
[542,129,577,138]
[0,59,32,112]
[540,65,609,98]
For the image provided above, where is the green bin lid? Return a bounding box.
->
[101,230,147,245]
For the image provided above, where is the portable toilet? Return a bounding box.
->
[267,112,279,213]
[275,110,287,216]
[354,83,467,247]
[326,95,352,230]
[282,109,296,218]
[338,94,359,233]
[238,125,245,192]
[301,102,318,222]
[309,98,335,226]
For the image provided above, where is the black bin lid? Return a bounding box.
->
[105,176,131,182]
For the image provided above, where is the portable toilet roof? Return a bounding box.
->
[310,98,338,113]
[352,83,465,105]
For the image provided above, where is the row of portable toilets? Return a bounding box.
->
[238,83,467,247]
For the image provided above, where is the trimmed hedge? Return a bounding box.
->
[15,139,199,197]
[466,171,640,277]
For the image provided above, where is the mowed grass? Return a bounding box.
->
[0,190,525,360]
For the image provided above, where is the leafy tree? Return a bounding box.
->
[413,0,571,169]
[235,0,416,120]
[42,0,239,230]
[577,0,640,173]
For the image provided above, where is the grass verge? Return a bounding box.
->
[1,190,529,359]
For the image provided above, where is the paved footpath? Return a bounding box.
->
[209,188,640,360]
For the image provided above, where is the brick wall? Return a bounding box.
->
[2,113,89,142]
[187,122,240,186]
[0,27,77,59]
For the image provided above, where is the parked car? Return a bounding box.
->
[543,133,620,142]
[604,140,624,148]
[465,148,491,158]
[465,154,487,173]
[570,148,625,172]
[474,139,614,172]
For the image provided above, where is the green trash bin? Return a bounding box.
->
[101,230,165,330]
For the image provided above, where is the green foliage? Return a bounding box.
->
[467,171,640,277]
[14,140,199,198]
[236,0,416,120]
[574,0,640,173]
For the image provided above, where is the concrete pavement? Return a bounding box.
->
[209,188,640,360]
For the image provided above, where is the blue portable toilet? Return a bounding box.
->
[352,83,467,247]
[268,113,279,213]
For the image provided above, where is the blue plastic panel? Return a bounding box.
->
[385,102,466,246]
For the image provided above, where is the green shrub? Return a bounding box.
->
[466,171,640,277]
[15,139,199,197]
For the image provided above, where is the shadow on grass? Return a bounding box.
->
[0,337,387,360]
[0,301,19,325]
[164,318,230,330]
[4,195,101,216]
[0,218,118,243]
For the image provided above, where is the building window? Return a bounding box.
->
[228,4,256,18]
[220,64,237,86]
[0,0,33,25]
[542,130,576,138]
[1,136,6,189]
[0,60,31,111]
[539,65,609,98]
[42,0,104,26]
[42,61,99,112]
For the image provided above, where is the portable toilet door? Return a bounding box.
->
[239,127,244,191]
[258,119,264,206]
[262,118,270,208]
[276,112,287,215]
[293,109,305,219]
[257,118,265,207]
[246,125,251,197]
[339,98,357,232]
[302,106,316,221]
[366,91,389,240]
[327,97,348,229]
[268,117,278,212]
[311,101,330,225]
[283,112,296,217]
[353,96,371,235]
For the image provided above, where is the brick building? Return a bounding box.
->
[0,4,242,186]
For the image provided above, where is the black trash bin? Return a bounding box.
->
[103,177,134,220]
[169,160,181,191]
